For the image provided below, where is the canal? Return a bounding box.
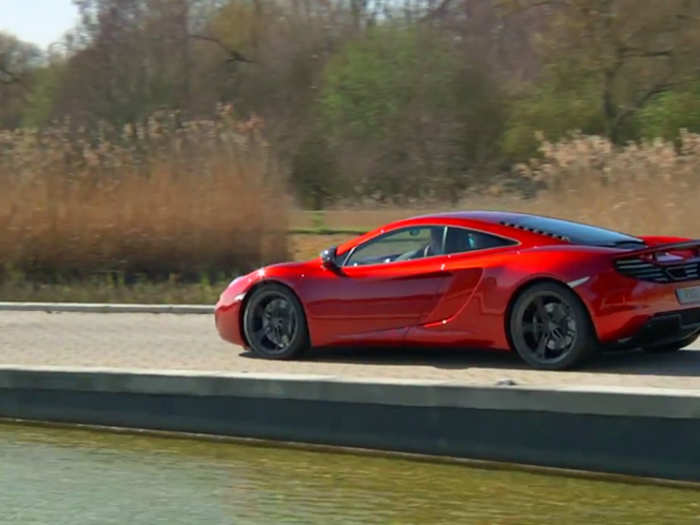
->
[1,422,698,524]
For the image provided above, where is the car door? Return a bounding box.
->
[304,225,452,345]
[413,226,518,334]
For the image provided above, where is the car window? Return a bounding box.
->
[444,227,516,254]
[344,226,446,266]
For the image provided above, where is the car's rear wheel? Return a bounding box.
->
[509,282,596,370]
[643,334,698,354]
[243,283,309,359]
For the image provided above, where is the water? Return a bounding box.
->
[0,423,698,525]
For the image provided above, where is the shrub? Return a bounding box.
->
[319,24,507,202]
[639,82,700,141]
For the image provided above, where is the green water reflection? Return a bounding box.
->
[0,423,698,524]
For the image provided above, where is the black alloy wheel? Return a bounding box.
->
[243,283,309,359]
[509,282,596,370]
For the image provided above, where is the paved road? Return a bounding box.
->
[1,311,699,390]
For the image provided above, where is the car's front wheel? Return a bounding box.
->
[243,283,309,359]
[509,282,597,370]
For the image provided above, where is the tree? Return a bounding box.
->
[499,0,700,143]
[0,32,41,128]
[20,61,66,128]
[319,24,507,201]
[502,63,607,160]
[639,81,700,140]
[51,0,198,125]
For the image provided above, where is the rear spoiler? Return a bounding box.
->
[614,240,700,283]
[614,240,700,260]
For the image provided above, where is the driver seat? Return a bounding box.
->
[444,228,473,254]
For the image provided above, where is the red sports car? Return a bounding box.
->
[215,211,700,369]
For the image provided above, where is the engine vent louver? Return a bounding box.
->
[499,221,570,241]
[615,257,700,283]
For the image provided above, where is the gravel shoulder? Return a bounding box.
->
[1,311,699,390]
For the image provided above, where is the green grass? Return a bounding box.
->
[288,228,366,235]
[0,228,359,305]
[0,275,227,304]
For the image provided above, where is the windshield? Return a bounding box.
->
[504,216,644,247]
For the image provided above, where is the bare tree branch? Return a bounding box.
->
[188,33,255,64]
[494,0,569,14]
[420,0,455,21]
[0,65,29,91]
[613,79,674,130]
[675,13,700,22]
[620,47,674,59]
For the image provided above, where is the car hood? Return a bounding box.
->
[234,259,319,285]
[262,259,317,274]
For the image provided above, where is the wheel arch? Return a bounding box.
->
[238,279,309,348]
[503,277,598,350]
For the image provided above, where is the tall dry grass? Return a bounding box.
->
[510,131,700,237]
[3,114,699,290]
[0,106,288,281]
[290,131,700,260]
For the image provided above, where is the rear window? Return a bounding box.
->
[445,227,517,254]
[501,216,644,247]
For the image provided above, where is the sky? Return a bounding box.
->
[2,0,79,49]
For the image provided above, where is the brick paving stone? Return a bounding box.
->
[0,311,698,390]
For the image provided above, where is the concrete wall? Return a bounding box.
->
[1,365,699,482]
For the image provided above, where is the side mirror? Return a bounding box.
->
[320,246,340,271]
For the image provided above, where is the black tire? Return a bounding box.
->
[243,283,309,360]
[509,282,597,370]
[643,334,698,354]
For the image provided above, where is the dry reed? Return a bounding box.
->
[0,106,288,282]
[509,131,700,237]
[2,117,699,293]
[293,131,700,244]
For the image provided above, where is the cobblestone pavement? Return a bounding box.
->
[1,311,699,390]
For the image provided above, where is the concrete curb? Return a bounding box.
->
[1,365,699,419]
[2,365,700,482]
[2,366,699,481]
[0,302,213,314]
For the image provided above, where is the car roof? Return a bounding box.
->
[406,210,640,245]
[410,210,542,224]
[405,210,568,236]
[335,210,563,255]
[335,210,641,256]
